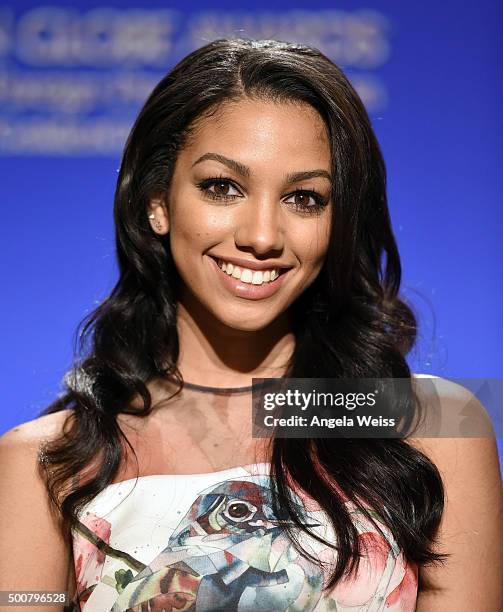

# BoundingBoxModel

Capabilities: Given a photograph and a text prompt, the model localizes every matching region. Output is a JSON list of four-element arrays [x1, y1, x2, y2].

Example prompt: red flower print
[[385, 558, 418, 610], [329, 531, 391, 606], [73, 512, 112, 604]]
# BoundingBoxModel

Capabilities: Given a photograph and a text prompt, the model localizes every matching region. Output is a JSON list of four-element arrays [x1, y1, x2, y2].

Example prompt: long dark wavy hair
[[40, 38, 447, 592]]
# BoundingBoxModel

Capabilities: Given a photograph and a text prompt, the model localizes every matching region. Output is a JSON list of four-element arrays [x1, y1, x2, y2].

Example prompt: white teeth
[[240, 268, 253, 283], [217, 259, 281, 285], [252, 271, 262, 285]]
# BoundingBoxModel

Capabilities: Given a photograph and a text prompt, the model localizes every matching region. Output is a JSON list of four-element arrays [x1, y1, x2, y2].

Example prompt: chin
[[210, 305, 286, 333], [218, 316, 276, 333]]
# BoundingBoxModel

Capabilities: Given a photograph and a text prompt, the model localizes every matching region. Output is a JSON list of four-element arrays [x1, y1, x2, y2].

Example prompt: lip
[[210, 255, 293, 272], [208, 255, 292, 301]]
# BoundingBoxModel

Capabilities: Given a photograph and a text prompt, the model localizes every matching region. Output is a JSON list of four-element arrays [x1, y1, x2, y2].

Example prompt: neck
[[174, 300, 295, 388]]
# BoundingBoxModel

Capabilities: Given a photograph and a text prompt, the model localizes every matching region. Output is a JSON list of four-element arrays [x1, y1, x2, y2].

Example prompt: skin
[[148, 97, 332, 387]]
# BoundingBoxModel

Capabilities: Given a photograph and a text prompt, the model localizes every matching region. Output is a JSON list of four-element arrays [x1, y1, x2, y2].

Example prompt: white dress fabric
[[72, 463, 418, 611]]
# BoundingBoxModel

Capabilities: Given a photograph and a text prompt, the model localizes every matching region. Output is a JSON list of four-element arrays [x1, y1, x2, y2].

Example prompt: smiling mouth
[[210, 257, 289, 286]]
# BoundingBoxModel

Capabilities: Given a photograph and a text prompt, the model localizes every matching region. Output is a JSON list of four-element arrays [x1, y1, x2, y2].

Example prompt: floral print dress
[[71, 463, 417, 611]]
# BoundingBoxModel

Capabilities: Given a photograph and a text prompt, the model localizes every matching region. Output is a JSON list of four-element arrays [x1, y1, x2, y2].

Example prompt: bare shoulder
[[406, 375, 503, 610], [407, 373, 499, 499], [0, 410, 74, 521], [0, 408, 73, 450], [0, 410, 75, 598], [0, 408, 74, 502], [406, 374, 501, 489], [411, 371, 491, 407], [410, 373, 495, 439]]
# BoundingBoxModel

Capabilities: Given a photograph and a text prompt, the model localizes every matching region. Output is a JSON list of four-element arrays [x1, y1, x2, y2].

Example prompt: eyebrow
[[191, 152, 332, 184]]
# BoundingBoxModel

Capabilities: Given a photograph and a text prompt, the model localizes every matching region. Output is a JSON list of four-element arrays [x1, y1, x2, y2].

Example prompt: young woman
[[1, 38, 501, 611]]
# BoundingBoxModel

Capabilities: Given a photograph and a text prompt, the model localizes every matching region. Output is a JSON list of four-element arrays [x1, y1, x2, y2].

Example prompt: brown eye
[[293, 193, 310, 207], [228, 503, 249, 518], [213, 181, 231, 196], [285, 188, 328, 212], [223, 499, 257, 522], [196, 177, 242, 201]]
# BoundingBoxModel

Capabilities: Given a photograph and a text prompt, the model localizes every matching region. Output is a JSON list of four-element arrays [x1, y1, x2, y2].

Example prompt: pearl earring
[[148, 214, 155, 219]]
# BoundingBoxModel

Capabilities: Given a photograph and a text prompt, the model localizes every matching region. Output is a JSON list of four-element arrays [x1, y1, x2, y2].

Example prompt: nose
[[233, 195, 284, 256]]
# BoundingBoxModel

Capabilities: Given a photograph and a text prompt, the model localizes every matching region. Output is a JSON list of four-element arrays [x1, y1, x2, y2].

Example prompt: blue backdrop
[[1, 1, 501, 464]]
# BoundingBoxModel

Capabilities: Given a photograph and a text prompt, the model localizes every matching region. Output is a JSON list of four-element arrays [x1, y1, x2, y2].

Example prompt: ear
[[147, 198, 169, 235]]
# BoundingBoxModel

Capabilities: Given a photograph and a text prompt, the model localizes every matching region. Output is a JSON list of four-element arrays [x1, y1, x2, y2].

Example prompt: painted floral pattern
[[71, 464, 417, 611]]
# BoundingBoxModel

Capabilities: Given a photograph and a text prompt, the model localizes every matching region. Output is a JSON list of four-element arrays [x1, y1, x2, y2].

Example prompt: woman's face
[[149, 97, 332, 332]]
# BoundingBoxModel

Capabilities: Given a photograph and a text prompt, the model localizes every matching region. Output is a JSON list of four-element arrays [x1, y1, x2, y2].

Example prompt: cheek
[[170, 199, 234, 243], [293, 219, 331, 267], [168, 213, 208, 253]]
